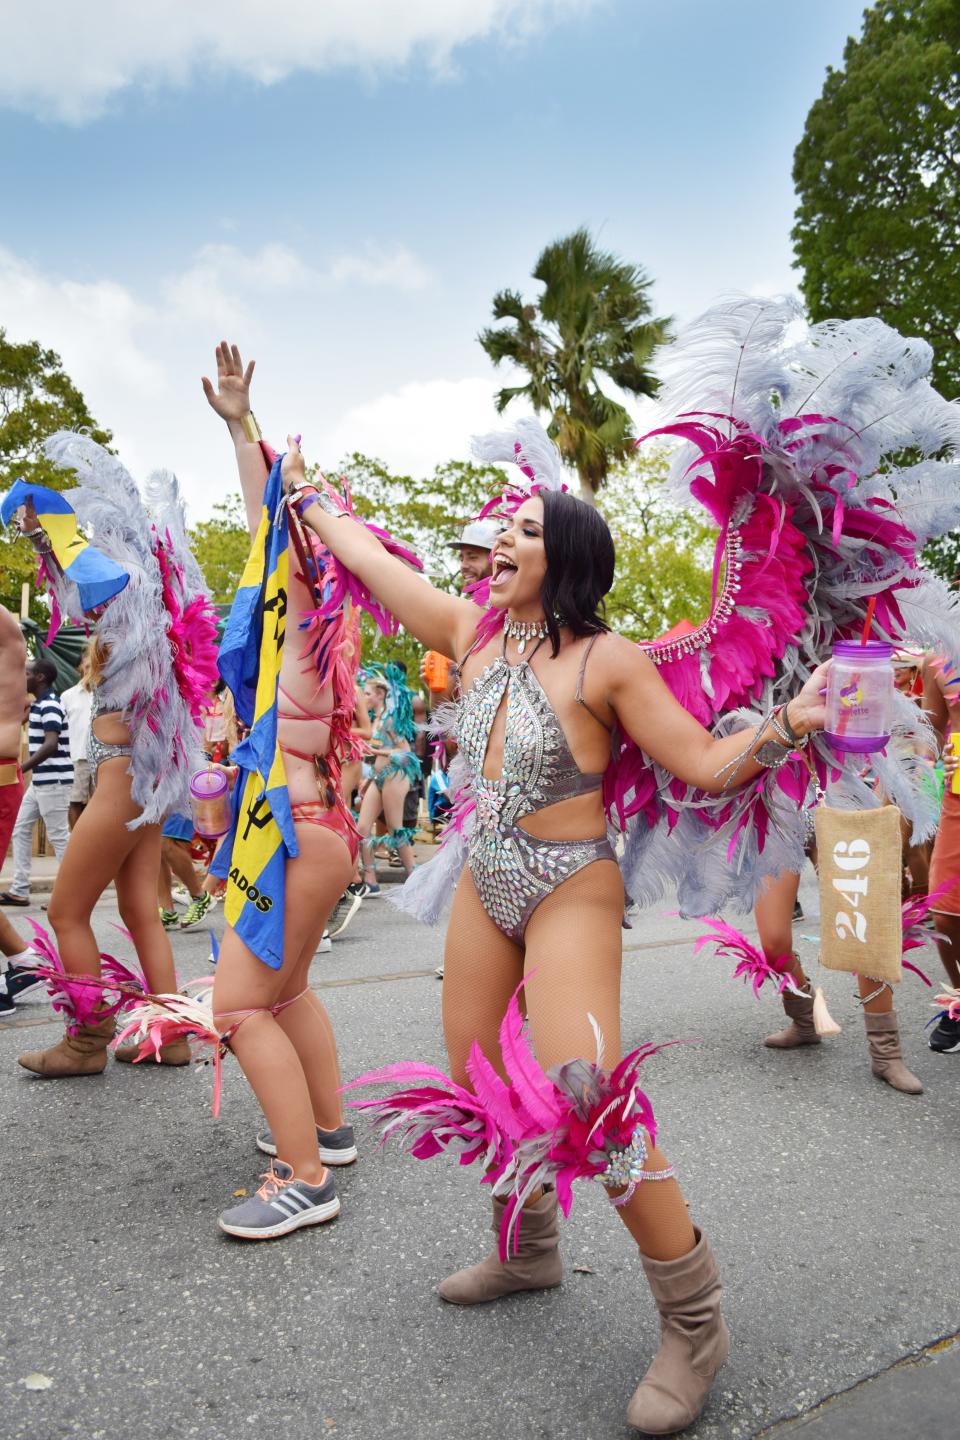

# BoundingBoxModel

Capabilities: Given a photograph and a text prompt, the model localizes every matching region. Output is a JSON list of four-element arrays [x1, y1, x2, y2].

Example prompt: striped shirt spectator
[[27, 688, 73, 786]]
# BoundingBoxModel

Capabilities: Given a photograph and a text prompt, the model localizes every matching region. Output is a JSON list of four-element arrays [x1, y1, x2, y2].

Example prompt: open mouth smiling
[[490, 554, 518, 587]]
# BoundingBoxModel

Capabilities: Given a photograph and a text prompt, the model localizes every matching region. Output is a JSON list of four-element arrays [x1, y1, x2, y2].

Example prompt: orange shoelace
[[255, 1165, 292, 1202]]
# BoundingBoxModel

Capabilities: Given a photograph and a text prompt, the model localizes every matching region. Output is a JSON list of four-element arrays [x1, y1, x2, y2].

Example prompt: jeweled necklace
[[504, 616, 549, 656]]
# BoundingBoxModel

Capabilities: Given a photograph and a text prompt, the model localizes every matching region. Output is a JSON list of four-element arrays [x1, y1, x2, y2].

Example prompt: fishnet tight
[[443, 860, 695, 1261]]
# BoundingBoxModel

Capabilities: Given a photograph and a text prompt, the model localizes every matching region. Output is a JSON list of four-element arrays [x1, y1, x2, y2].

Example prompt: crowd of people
[[2, 299, 960, 1436]]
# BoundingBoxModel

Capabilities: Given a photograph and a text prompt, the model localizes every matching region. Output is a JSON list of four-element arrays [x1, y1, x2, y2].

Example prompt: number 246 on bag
[[814, 804, 903, 985]]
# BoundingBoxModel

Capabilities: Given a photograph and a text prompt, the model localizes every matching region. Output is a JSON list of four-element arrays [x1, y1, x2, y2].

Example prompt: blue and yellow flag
[[1, 479, 129, 611], [213, 456, 296, 970]]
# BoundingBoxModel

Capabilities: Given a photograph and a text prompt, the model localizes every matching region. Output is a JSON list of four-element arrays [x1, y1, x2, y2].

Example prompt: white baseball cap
[[446, 519, 502, 551]]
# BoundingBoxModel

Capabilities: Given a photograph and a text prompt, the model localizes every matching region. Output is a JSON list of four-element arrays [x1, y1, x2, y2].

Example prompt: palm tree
[[479, 228, 670, 500]]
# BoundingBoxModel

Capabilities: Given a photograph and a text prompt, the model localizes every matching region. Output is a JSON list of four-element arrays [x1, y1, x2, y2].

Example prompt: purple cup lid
[[832, 640, 893, 661], [190, 768, 228, 798]]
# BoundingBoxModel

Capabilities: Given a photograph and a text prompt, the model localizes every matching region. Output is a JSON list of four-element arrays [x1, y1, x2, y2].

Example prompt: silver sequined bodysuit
[[88, 689, 133, 775], [456, 634, 615, 943]]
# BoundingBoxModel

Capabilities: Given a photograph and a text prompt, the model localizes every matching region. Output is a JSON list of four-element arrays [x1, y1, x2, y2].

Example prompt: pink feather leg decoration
[[18, 921, 149, 1032], [345, 984, 675, 1258], [933, 988, 960, 1022], [898, 885, 951, 985], [692, 917, 803, 997], [112, 980, 232, 1112]]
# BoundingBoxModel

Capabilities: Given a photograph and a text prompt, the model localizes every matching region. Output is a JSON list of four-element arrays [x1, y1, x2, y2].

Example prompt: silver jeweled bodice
[[456, 654, 610, 941]]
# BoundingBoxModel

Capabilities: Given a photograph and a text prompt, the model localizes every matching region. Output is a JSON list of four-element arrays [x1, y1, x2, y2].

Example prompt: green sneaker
[[159, 908, 180, 930], [179, 892, 213, 930]]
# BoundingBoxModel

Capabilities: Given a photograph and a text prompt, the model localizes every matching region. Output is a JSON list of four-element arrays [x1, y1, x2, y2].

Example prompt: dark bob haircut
[[540, 488, 615, 657]]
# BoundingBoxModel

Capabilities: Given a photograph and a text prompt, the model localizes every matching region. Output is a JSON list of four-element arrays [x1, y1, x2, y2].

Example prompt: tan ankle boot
[[18, 1016, 116, 1077], [114, 1038, 191, 1066], [764, 987, 820, 1049], [864, 1011, 923, 1094], [437, 1190, 563, 1305], [627, 1228, 729, 1435]]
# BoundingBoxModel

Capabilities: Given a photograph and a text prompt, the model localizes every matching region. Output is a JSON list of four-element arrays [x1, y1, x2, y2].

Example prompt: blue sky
[[0, 0, 868, 518]]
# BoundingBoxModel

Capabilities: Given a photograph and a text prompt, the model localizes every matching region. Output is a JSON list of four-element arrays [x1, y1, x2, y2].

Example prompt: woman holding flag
[[201, 344, 362, 1239]]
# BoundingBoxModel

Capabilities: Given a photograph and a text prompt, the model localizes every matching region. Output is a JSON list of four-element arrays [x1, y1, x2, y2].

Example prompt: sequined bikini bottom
[[468, 822, 616, 945]]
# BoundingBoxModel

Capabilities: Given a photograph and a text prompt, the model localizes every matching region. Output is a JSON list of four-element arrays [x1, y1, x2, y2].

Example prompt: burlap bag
[[814, 803, 903, 985]]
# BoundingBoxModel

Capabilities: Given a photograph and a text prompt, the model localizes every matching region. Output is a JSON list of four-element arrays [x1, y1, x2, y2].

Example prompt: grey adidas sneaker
[[218, 1161, 340, 1239], [256, 1121, 358, 1166]]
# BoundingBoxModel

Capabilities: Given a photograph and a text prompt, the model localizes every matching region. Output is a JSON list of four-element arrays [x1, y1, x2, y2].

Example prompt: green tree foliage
[[479, 228, 671, 499], [0, 330, 112, 620], [922, 531, 960, 587], [792, 0, 960, 399], [189, 493, 251, 604], [598, 448, 714, 641]]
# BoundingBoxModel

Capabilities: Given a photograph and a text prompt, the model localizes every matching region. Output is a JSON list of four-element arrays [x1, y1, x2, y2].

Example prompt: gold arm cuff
[[240, 412, 263, 444]]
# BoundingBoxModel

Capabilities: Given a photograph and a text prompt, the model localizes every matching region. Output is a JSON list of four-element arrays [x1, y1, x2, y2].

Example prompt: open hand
[[201, 342, 255, 422]]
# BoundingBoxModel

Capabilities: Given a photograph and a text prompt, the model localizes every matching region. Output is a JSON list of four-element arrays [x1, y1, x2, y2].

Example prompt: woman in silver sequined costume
[[281, 426, 831, 1436]]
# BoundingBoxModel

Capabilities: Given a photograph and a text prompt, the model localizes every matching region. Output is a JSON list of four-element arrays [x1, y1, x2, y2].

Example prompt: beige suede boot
[[627, 1229, 729, 1435], [437, 1191, 562, 1305], [764, 986, 820, 1049], [864, 1011, 923, 1094], [18, 1015, 116, 1077], [114, 1038, 191, 1066]]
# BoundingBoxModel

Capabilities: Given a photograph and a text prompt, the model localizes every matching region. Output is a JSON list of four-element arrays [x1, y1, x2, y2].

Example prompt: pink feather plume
[[692, 916, 802, 997], [18, 920, 149, 1033], [345, 983, 673, 1258]]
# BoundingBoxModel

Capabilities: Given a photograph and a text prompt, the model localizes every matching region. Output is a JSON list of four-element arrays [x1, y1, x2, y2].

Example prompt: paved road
[[1, 865, 957, 1439]]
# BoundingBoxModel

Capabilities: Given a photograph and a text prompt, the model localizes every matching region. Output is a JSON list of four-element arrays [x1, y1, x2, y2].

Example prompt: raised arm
[[201, 342, 268, 540], [281, 439, 479, 660], [600, 634, 828, 793]]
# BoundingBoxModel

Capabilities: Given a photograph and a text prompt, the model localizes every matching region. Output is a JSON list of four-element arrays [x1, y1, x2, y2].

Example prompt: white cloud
[[0, 243, 509, 523], [328, 248, 432, 293], [1, 1, 593, 123], [319, 377, 511, 477], [162, 241, 432, 329]]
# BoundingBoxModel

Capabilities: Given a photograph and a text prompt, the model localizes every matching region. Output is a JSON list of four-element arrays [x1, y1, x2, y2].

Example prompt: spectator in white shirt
[[61, 650, 94, 829]]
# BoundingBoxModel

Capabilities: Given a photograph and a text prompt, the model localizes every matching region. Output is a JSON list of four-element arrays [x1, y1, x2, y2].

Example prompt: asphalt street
[[1, 863, 957, 1440]]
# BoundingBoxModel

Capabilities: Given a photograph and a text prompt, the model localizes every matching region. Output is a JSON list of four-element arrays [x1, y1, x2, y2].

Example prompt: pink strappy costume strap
[[277, 683, 336, 725], [214, 987, 310, 1043]]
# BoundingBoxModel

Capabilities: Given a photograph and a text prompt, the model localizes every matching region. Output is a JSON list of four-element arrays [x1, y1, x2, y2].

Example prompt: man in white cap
[[446, 518, 501, 588]]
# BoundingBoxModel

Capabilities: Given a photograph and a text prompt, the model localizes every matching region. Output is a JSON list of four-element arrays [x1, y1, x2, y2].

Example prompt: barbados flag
[[213, 455, 296, 970], [1, 478, 128, 611]]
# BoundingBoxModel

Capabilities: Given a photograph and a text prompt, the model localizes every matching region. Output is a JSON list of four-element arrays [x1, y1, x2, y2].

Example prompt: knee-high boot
[[18, 1015, 116, 1077], [627, 1228, 729, 1435], [863, 1009, 923, 1094], [437, 1190, 563, 1305]]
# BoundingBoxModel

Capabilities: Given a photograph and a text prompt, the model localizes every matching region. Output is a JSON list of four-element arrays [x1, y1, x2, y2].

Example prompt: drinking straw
[[860, 595, 876, 646]]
